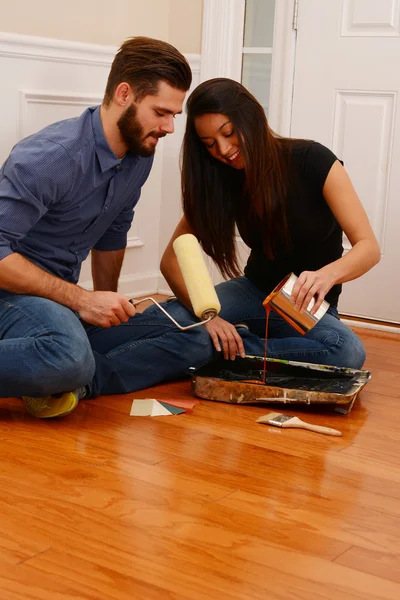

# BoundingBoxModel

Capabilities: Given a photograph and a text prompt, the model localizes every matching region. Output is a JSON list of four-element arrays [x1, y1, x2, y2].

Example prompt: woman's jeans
[[0, 277, 366, 398]]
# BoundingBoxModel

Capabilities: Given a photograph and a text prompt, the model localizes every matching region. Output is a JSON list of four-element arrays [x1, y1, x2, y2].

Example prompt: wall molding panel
[[0, 32, 200, 74], [18, 90, 104, 138], [0, 32, 118, 65], [0, 32, 200, 297]]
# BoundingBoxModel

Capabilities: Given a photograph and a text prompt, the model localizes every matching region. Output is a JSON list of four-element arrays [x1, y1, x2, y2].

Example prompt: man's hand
[[205, 315, 246, 360], [76, 290, 136, 327]]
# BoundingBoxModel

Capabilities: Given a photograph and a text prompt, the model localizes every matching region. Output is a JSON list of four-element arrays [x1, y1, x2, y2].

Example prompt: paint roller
[[172, 233, 221, 321], [131, 233, 220, 330]]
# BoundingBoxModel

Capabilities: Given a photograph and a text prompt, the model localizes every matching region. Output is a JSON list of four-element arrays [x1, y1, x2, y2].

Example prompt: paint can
[[263, 272, 329, 335]]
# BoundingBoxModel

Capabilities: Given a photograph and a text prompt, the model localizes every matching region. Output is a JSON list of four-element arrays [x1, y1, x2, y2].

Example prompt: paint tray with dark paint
[[190, 355, 371, 414]]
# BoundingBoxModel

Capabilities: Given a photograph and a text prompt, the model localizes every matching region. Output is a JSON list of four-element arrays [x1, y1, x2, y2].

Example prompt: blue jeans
[[88, 276, 365, 396], [213, 276, 366, 368], [0, 291, 212, 398], [0, 294, 95, 398], [0, 277, 366, 398], [87, 302, 213, 396]]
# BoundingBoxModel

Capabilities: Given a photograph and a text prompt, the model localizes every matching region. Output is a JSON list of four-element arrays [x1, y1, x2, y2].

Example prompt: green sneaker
[[22, 387, 86, 419]]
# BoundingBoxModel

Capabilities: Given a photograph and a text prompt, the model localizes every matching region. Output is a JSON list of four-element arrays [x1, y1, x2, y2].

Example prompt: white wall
[[0, 33, 200, 297], [0, 0, 203, 53]]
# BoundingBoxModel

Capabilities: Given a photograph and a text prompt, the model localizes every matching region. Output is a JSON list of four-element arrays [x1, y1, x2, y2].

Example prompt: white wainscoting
[[0, 32, 200, 298]]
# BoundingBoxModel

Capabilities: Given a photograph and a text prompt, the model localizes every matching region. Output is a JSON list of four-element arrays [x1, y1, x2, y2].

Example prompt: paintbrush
[[257, 412, 342, 436]]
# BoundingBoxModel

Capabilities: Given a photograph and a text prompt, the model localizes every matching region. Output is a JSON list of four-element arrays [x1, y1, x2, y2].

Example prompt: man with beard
[[0, 36, 191, 417]]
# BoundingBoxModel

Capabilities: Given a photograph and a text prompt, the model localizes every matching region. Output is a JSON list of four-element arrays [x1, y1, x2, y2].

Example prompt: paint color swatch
[[159, 402, 186, 415], [130, 399, 186, 417], [159, 398, 200, 410]]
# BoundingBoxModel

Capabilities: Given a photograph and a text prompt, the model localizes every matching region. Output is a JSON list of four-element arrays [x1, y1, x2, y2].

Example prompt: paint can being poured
[[263, 272, 329, 335]]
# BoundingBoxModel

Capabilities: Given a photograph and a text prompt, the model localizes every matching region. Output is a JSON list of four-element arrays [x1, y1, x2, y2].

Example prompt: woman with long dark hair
[[160, 78, 380, 368]]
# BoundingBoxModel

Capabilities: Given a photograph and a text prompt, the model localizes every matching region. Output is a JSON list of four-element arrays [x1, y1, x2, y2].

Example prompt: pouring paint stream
[[242, 303, 270, 385]]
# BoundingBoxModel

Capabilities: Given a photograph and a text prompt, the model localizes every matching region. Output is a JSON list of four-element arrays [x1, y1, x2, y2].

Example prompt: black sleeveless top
[[243, 141, 343, 306]]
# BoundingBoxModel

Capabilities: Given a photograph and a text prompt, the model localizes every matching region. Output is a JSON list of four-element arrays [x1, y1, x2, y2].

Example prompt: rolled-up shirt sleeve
[[0, 139, 73, 261]]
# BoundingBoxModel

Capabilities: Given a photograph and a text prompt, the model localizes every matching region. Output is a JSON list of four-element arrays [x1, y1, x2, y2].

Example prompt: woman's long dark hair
[[181, 78, 291, 279]]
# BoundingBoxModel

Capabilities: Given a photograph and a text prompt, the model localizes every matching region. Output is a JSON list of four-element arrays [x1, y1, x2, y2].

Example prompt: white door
[[291, 0, 400, 323]]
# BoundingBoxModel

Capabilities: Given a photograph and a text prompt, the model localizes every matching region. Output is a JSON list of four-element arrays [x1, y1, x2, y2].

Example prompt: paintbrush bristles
[[259, 412, 283, 421], [256, 412, 293, 426]]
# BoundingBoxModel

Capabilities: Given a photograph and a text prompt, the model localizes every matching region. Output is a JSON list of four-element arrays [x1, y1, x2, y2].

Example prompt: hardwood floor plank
[[352, 327, 400, 342], [358, 391, 400, 411], [0, 562, 182, 600], [339, 441, 400, 470], [23, 548, 282, 600], [360, 382, 400, 398], [99, 455, 241, 502], [334, 546, 400, 584], [0, 450, 349, 561], [364, 355, 400, 373], [363, 336, 400, 352], [103, 452, 400, 554], [1, 489, 399, 600], [218, 486, 400, 554], [0, 419, 172, 466], [142, 399, 353, 454], [84, 413, 400, 500], [362, 369, 400, 385], [0, 422, 117, 465], [1, 554, 187, 600], [0, 528, 50, 567], [23, 545, 400, 600]]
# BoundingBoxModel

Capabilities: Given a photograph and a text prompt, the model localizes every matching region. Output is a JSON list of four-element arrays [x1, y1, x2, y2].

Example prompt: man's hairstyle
[[104, 36, 192, 104]]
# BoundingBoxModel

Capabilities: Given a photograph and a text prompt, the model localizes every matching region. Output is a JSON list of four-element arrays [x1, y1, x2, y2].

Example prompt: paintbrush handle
[[301, 422, 342, 436], [284, 417, 342, 436]]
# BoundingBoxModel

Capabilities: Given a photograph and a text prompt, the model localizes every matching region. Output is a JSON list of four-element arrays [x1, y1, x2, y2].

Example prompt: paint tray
[[190, 355, 371, 414]]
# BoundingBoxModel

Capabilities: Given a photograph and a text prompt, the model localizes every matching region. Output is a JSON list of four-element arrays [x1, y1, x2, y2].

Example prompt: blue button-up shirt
[[0, 106, 153, 285]]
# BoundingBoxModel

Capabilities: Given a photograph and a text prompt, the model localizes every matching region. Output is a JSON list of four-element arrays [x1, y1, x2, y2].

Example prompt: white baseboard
[[157, 273, 172, 296], [157, 289, 174, 296], [342, 318, 400, 335]]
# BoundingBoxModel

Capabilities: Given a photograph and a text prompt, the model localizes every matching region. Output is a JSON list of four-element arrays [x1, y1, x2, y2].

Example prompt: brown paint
[[262, 304, 271, 384], [242, 303, 270, 385]]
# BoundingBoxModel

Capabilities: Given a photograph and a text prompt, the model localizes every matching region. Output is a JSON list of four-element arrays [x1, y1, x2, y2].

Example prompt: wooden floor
[[1, 326, 400, 599]]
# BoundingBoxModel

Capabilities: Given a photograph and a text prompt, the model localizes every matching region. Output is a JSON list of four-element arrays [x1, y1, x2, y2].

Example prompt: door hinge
[[293, 0, 299, 30]]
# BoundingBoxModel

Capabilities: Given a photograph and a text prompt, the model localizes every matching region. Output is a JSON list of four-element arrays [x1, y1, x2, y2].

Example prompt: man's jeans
[[0, 294, 95, 397], [0, 292, 212, 398], [0, 277, 366, 398]]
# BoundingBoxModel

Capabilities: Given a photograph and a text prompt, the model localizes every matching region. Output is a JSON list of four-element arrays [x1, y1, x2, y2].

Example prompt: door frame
[[200, 0, 298, 287], [200, 0, 297, 135]]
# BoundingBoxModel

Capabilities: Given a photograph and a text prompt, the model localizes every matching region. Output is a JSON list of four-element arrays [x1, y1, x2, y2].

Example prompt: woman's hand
[[205, 315, 246, 360], [291, 269, 336, 314]]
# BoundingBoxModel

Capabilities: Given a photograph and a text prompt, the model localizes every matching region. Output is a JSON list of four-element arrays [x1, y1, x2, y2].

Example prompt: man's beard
[[117, 103, 165, 157]]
